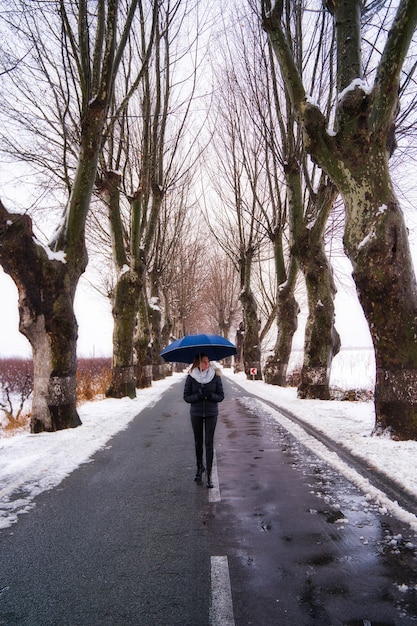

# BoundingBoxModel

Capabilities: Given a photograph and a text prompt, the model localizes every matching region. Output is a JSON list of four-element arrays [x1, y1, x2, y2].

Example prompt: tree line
[[0, 0, 417, 440]]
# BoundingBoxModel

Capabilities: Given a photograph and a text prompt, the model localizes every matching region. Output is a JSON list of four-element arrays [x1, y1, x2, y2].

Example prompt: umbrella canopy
[[160, 333, 237, 364]]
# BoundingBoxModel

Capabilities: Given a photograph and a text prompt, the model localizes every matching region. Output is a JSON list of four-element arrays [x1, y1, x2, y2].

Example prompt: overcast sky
[[0, 259, 373, 359], [0, 268, 113, 359], [1, 2, 416, 361]]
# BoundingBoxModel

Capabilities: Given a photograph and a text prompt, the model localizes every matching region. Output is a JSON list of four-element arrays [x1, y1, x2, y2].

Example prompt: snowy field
[[0, 361, 417, 534]]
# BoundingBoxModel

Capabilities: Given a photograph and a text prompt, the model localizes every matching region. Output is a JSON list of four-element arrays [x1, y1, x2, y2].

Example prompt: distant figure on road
[[183, 354, 224, 488]]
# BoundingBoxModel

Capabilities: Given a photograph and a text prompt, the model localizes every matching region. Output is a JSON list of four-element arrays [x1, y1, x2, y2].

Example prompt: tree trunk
[[234, 322, 245, 373], [292, 174, 341, 400], [263, 0, 417, 438], [264, 226, 299, 386], [161, 289, 173, 377], [318, 90, 417, 435], [0, 1, 156, 429], [344, 179, 417, 438], [263, 286, 299, 386], [106, 270, 139, 399], [240, 288, 262, 380], [0, 209, 81, 431], [296, 228, 341, 399], [219, 321, 234, 369], [149, 269, 164, 381], [99, 171, 139, 399], [134, 292, 153, 389], [0, 96, 106, 431]]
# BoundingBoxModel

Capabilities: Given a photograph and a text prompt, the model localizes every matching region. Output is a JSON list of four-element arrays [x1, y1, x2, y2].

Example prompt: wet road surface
[[1, 375, 417, 625], [211, 381, 417, 625]]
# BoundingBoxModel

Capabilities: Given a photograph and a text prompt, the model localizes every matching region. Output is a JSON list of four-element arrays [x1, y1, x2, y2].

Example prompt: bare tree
[[213, 4, 341, 394], [149, 178, 197, 377], [97, 0, 204, 396], [0, 0, 157, 431], [263, 0, 417, 438], [206, 72, 269, 379], [228, 9, 301, 386], [205, 253, 240, 339], [167, 217, 207, 338]]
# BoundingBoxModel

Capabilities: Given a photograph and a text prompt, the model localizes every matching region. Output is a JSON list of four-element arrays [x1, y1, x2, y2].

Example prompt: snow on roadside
[[0, 374, 184, 529], [1, 368, 417, 534], [224, 370, 417, 533]]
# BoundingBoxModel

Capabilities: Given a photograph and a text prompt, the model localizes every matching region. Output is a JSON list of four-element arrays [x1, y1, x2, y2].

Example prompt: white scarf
[[190, 364, 215, 384]]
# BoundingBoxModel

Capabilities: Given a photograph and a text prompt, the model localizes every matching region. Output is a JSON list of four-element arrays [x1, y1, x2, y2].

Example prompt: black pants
[[191, 415, 217, 475]]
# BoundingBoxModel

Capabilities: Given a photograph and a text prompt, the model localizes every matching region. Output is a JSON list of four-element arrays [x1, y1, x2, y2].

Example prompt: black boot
[[194, 464, 205, 482], [206, 473, 213, 489]]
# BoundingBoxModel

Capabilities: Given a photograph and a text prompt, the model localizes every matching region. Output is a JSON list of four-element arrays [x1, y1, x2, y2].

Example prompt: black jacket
[[183, 372, 224, 418]]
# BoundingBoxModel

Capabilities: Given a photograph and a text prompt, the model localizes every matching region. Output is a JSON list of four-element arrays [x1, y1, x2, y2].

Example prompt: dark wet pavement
[[210, 382, 417, 625], [0, 375, 417, 625]]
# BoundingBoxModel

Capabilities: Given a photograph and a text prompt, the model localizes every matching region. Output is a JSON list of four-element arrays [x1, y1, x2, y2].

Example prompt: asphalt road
[[1, 375, 417, 625]]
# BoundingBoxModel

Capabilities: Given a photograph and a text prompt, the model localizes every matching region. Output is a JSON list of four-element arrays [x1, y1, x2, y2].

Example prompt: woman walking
[[183, 354, 224, 488]]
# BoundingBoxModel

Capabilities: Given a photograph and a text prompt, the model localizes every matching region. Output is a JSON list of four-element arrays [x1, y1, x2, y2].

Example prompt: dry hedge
[[0, 357, 112, 434]]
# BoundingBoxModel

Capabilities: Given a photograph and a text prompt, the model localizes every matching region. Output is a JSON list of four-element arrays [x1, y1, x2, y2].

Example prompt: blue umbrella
[[160, 333, 237, 364]]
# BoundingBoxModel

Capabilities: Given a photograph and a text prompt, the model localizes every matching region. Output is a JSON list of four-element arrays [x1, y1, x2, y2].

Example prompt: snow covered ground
[[1, 368, 417, 534]]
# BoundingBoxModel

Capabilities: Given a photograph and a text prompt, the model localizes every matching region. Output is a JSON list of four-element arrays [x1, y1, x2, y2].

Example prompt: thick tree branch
[[333, 0, 361, 92], [262, 2, 305, 113], [262, 1, 337, 172], [370, 0, 417, 137]]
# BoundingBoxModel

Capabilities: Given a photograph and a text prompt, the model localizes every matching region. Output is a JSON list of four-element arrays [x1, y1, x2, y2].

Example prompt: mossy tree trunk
[[161, 289, 173, 352], [292, 176, 341, 399], [107, 270, 140, 399], [263, 285, 299, 386], [264, 0, 417, 438], [240, 289, 262, 380], [296, 228, 341, 399], [103, 184, 162, 396], [239, 251, 262, 380], [149, 266, 164, 381], [98, 171, 139, 399], [134, 291, 153, 389], [0, 208, 82, 432], [343, 164, 417, 437], [0, 2, 149, 431], [263, 237, 299, 386], [263, 8, 340, 397], [99, 3, 195, 394], [0, 89, 108, 431]]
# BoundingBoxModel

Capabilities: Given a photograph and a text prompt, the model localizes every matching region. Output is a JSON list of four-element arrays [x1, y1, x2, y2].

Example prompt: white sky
[[0, 267, 114, 358], [0, 256, 373, 359], [1, 369, 416, 545]]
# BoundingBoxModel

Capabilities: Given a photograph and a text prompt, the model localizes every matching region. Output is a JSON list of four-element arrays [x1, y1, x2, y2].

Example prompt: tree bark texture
[[106, 270, 140, 399], [344, 177, 417, 438], [264, 0, 417, 438], [263, 287, 299, 386], [263, 211, 300, 386], [134, 292, 153, 389], [234, 322, 245, 373], [240, 288, 262, 380], [296, 228, 341, 399], [149, 269, 164, 381], [291, 174, 341, 400], [0, 208, 81, 431], [0, 0, 141, 430], [99, 171, 139, 399], [0, 97, 106, 431]]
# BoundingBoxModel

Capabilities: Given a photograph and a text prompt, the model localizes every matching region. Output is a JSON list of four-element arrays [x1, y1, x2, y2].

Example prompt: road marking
[[209, 450, 221, 502], [210, 555, 235, 626]]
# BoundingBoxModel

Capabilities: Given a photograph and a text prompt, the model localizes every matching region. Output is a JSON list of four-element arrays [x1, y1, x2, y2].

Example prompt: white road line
[[210, 555, 235, 626], [208, 449, 221, 502]]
